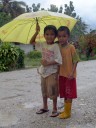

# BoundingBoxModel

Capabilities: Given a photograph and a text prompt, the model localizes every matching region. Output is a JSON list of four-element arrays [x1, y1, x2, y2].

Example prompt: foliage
[[48, 4, 58, 12], [79, 33, 96, 49], [64, 1, 76, 17], [78, 35, 87, 50], [25, 50, 41, 68], [27, 51, 42, 59], [0, 0, 26, 18], [71, 16, 88, 41], [78, 33, 96, 60], [32, 3, 40, 12], [24, 57, 41, 68], [85, 34, 96, 48], [64, 1, 88, 41], [0, 43, 19, 71], [26, 5, 32, 12], [93, 48, 96, 54], [0, 43, 25, 71], [16, 47, 25, 69], [58, 6, 63, 13], [0, 12, 12, 27]]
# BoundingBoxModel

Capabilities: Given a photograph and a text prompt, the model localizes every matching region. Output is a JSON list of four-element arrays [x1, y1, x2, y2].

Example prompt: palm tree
[[0, 0, 27, 18]]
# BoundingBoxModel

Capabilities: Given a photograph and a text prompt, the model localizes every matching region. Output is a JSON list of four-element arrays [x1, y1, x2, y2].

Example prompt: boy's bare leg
[[53, 98, 57, 112], [50, 98, 59, 117], [43, 96, 48, 110], [36, 96, 48, 114]]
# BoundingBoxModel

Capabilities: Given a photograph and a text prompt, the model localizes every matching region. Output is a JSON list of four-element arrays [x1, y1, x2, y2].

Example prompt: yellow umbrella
[[0, 10, 77, 44]]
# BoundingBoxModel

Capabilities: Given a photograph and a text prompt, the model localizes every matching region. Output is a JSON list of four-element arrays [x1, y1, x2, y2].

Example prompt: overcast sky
[[17, 0, 96, 29]]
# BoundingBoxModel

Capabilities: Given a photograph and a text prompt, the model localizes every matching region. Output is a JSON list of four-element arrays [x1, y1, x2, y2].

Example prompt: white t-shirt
[[35, 42, 62, 78]]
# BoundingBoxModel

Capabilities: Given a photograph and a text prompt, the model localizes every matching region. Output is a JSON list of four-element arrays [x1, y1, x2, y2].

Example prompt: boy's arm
[[30, 22, 40, 45], [41, 60, 59, 66], [30, 32, 38, 45], [72, 62, 77, 74], [68, 45, 80, 79], [68, 62, 78, 79]]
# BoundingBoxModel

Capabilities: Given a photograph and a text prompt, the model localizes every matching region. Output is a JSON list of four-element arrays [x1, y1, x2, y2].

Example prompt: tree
[[26, 5, 32, 12], [0, 0, 27, 18], [32, 3, 40, 12], [58, 6, 63, 13], [71, 16, 88, 41], [48, 4, 58, 12], [64, 1, 76, 17], [0, 12, 12, 27], [64, 1, 88, 41]]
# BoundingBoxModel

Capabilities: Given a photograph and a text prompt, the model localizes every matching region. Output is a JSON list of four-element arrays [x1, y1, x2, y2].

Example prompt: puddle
[[22, 102, 41, 109], [0, 112, 18, 127]]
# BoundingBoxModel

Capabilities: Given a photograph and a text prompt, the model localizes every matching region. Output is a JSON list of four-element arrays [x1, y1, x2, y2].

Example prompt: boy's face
[[57, 31, 69, 45], [44, 30, 56, 44]]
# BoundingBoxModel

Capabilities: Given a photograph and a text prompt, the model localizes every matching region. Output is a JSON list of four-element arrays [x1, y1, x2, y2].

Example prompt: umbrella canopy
[[0, 10, 77, 44]]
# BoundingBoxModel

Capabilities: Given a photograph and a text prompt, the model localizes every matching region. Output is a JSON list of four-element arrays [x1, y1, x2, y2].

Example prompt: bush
[[0, 43, 19, 71], [0, 43, 25, 71], [27, 51, 42, 59], [16, 48, 25, 69], [93, 48, 96, 54]]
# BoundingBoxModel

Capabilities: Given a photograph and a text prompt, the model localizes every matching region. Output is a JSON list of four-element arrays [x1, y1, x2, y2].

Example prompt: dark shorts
[[59, 76, 77, 99]]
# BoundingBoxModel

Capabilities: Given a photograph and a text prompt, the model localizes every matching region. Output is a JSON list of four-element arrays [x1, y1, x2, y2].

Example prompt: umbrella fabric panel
[[0, 10, 77, 44]]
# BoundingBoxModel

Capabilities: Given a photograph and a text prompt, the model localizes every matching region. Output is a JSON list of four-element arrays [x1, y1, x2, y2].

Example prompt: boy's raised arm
[[30, 22, 40, 45]]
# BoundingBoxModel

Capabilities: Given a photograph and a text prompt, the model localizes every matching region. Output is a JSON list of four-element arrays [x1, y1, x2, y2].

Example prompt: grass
[[24, 56, 41, 68], [88, 55, 96, 60]]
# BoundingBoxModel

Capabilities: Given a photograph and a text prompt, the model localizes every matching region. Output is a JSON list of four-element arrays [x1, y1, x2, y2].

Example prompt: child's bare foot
[[50, 111, 59, 117], [36, 108, 49, 114]]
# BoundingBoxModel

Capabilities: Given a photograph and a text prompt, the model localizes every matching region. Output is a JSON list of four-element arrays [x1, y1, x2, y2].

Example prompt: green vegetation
[[24, 57, 41, 68], [0, 43, 25, 71], [0, 12, 12, 27], [0, 43, 41, 72], [24, 51, 41, 68], [0, 42, 96, 72], [16, 48, 25, 69], [27, 51, 42, 59]]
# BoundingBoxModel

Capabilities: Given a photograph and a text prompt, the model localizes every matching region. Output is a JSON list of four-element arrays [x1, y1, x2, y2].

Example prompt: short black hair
[[44, 25, 57, 37], [58, 26, 70, 36]]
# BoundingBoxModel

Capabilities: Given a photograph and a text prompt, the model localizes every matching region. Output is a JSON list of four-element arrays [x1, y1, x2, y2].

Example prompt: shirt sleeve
[[54, 44, 62, 65], [35, 42, 43, 52], [71, 45, 80, 63]]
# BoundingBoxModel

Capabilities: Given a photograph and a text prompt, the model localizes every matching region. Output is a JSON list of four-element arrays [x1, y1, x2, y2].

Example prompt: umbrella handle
[[36, 17, 38, 24]]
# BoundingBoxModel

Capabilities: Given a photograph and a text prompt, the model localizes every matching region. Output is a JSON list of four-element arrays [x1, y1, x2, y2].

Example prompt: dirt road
[[0, 60, 96, 128]]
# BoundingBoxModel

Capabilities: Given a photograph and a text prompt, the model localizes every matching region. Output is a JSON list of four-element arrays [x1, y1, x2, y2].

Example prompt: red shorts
[[59, 76, 77, 99]]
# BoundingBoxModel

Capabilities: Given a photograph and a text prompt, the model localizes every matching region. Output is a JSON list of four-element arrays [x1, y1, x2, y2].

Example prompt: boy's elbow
[[30, 40, 35, 45]]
